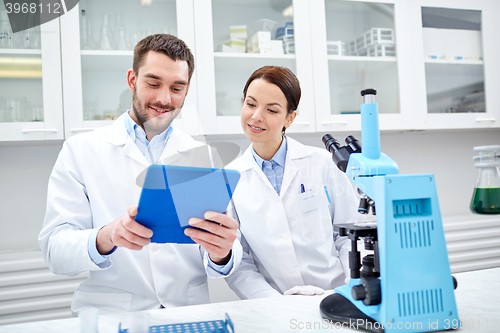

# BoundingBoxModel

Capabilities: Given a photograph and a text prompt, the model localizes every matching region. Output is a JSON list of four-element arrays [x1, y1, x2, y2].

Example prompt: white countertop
[[0, 267, 498, 333]]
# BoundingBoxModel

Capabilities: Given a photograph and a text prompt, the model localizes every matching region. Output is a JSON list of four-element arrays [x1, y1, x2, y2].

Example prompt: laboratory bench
[[0, 267, 498, 333]]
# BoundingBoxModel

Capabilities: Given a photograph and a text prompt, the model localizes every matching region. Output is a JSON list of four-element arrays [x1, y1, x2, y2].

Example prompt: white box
[[220, 44, 239, 53], [271, 40, 284, 55], [223, 38, 246, 53], [230, 25, 248, 40], [251, 48, 272, 54], [251, 31, 271, 52], [423, 27, 482, 60]]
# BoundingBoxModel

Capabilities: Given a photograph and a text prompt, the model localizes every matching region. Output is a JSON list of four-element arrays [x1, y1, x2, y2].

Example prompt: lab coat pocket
[[72, 290, 132, 314], [187, 282, 209, 305], [299, 190, 331, 243]]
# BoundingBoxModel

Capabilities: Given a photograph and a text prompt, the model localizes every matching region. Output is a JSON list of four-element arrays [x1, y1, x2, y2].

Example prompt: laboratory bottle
[[0, 10, 15, 49], [21, 11, 41, 49], [117, 28, 128, 50], [470, 145, 500, 214], [97, 14, 114, 50], [22, 26, 41, 49], [80, 9, 95, 50]]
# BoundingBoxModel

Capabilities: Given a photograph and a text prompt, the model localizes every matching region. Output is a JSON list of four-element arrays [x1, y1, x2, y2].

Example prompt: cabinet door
[[194, 0, 316, 135], [313, 0, 415, 134], [60, 0, 199, 138], [0, 5, 63, 141], [408, 0, 500, 130]]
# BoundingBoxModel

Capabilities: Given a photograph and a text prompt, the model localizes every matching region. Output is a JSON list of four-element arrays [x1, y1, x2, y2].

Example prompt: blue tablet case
[[135, 165, 240, 244]]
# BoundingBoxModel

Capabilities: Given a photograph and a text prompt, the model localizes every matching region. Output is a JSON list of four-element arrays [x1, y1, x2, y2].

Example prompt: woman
[[225, 66, 362, 299]]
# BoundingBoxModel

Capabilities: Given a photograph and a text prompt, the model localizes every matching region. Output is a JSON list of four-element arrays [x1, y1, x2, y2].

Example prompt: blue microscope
[[320, 89, 459, 332]]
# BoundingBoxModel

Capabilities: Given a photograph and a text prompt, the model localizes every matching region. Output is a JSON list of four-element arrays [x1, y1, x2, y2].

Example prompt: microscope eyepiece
[[361, 88, 376, 104], [345, 135, 361, 153], [322, 134, 341, 154], [361, 88, 377, 96]]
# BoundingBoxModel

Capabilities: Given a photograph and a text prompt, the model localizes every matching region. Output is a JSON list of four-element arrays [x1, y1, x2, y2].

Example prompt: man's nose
[[156, 88, 172, 107]]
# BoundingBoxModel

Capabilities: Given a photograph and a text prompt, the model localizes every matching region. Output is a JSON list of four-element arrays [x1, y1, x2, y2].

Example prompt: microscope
[[320, 89, 458, 332]]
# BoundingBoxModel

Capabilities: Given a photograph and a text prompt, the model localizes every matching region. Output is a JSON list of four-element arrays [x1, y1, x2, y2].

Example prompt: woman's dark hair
[[243, 66, 301, 114], [133, 34, 195, 81]]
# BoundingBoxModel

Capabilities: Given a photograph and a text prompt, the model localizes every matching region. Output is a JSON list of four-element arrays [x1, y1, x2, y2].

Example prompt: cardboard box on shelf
[[230, 25, 247, 40]]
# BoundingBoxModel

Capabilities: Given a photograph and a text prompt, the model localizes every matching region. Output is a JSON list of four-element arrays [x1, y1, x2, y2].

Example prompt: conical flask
[[97, 14, 114, 50], [470, 145, 500, 214]]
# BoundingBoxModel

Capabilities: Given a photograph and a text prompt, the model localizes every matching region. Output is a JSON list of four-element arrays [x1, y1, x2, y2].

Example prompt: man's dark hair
[[133, 34, 195, 81]]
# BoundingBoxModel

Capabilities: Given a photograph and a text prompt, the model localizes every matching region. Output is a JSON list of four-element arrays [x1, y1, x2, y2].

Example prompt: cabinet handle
[[292, 122, 309, 126], [322, 121, 347, 125], [475, 118, 496, 123], [22, 129, 58, 133], [71, 128, 96, 132]]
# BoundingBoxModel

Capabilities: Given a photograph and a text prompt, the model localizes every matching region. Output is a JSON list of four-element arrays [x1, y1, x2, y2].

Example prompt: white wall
[[1, 128, 498, 252], [1, 128, 499, 304]]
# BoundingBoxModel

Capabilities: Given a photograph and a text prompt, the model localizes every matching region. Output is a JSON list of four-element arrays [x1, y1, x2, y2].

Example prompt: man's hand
[[96, 206, 153, 254], [185, 211, 238, 265]]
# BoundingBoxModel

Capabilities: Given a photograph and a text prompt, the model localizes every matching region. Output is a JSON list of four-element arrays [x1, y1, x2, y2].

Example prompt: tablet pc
[[135, 165, 240, 244]]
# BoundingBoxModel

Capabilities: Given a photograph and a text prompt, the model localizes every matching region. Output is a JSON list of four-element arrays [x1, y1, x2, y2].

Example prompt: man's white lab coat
[[39, 113, 242, 314]]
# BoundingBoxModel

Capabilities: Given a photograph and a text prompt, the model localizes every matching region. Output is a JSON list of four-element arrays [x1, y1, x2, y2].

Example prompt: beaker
[[2, 96, 27, 122], [0, 10, 17, 49], [22, 26, 41, 49], [470, 145, 500, 214]]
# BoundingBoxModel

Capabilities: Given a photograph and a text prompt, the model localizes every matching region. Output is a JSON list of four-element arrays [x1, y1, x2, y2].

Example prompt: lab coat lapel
[[107, 113, 149, 168], [280, 137, 311, 197], [240, 145, 280, 195], [235, 145, 306, 290]]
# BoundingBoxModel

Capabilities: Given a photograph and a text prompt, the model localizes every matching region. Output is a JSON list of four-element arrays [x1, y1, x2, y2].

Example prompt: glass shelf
[[324, 0, 399, 115], [421, 7, 484, 114], [78, 0, 178, 120], [211, 0, 295, 117]]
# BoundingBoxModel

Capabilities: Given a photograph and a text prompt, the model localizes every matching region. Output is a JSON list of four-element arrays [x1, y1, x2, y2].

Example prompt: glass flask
[[116, 28, 128, 50], [97, 14, 114, 50], [0, 10, 17, 49], [22, 26, 41, 49], [80, 9, 95, 50], [470, 145, 500, 214], [2, 96, 27, 122]]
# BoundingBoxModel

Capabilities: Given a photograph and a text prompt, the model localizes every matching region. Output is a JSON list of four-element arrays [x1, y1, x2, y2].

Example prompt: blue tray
[[118, 313, 234, 333]]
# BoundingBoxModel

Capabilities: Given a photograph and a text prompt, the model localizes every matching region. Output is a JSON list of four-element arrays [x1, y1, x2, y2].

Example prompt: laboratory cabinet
[[193, 0, 317, 135], [313, 0, 500, 133], [0, 0, 499, 142], [407, 0, 500, 130], [60, 0, 202, 138], [312, 0, 409, 133], [0, 2, 64, 141]]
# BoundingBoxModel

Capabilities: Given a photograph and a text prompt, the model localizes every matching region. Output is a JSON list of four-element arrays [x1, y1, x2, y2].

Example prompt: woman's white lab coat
[[225, 136, 361, 299], [39, 114, 242, 314]]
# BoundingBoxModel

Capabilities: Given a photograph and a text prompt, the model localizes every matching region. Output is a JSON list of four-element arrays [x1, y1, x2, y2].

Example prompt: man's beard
[[132, 90, 182, 136]]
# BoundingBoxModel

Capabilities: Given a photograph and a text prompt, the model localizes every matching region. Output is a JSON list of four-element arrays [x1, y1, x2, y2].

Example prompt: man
[[39, 34, 242, 315]]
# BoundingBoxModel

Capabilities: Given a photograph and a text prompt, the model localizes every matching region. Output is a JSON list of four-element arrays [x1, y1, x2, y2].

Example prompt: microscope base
[[320, 293, 383, 333]]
